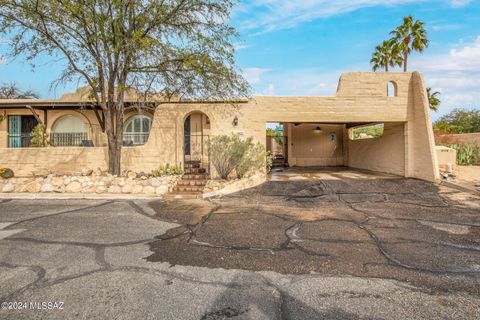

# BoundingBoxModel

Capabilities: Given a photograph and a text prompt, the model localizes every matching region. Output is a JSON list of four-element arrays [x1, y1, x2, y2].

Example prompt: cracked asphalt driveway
[[1, 169, 480, 319]]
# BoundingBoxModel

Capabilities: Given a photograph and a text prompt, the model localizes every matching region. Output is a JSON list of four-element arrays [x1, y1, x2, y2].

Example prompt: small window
[[350, 124, 384, 140], [387, 81, 397, 97], [123, 114, 152, 146]]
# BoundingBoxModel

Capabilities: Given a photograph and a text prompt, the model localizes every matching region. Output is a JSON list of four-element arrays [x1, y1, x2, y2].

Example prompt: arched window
[[387, 81, 397, 97], [51, 115, 87, 146], [123, 114, 152, 146]]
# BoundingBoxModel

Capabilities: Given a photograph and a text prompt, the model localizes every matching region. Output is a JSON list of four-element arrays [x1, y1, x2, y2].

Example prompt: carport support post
[[343, 125, 349, 166], [287, 123, 294, 166], [404, 122, 411, 177]]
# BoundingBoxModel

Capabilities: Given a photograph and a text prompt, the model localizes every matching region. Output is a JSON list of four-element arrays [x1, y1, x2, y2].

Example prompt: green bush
[[151, 164, 183, 177], [444, 143, 480, 165], [30, 123, 49, 147], [266, 151, 274, 173], [208, 134, 266, 179], [352, 124, 384, 139], [473, 145, 480, 165], [0, 168, 14, 179], [235, 142, 266, 179]]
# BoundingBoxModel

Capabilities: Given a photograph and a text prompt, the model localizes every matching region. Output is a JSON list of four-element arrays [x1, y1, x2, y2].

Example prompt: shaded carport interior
[[267, 121, 407, 178]]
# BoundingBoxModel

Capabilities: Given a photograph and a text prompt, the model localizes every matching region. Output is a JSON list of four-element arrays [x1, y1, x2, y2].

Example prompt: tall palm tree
[[427, 87, 440, 112], [390, 16, 429, 72], [370, 39, 403, 72]]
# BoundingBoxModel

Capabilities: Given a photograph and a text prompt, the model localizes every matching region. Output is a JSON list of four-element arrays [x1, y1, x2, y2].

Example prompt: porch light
[[314, 126, 322, 134], [233, 115, 238, 126]]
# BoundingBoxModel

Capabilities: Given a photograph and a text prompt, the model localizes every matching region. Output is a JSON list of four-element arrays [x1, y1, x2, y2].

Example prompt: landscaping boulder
[[2, 183, 15, 193], [25, 181, 41, 193], [143, 186, 155, 194], [81, 168, 93, 176], [65, 181, 82, 193]]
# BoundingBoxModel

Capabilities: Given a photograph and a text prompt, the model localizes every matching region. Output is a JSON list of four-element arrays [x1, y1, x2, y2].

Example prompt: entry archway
[[183, 111, 210, 173]]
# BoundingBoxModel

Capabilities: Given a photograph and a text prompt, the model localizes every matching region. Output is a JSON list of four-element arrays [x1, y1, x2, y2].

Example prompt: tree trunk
[[386, 64, 389, 72], [104, 104, 124, 176], [108, 135, 122, 176], [403, 52, 408, 72]]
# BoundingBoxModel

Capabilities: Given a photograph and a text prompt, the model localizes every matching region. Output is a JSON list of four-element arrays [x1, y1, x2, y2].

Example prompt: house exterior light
[[233, 115, 238, 126], [314, 126, 322, 134]]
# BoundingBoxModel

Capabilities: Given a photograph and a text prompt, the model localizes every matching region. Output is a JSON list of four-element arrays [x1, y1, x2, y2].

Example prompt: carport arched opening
[[183, 111, 210, 173]]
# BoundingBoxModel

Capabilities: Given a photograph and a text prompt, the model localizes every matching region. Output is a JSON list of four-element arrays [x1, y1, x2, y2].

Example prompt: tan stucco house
[[0, 72, 439, 182]]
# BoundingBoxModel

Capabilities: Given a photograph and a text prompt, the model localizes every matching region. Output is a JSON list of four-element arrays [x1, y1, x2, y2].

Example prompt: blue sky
[[1, 0, 480, 120]]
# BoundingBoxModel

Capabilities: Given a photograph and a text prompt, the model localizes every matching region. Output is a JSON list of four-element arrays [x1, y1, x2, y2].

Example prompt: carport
[[267, 121, 408, 178]]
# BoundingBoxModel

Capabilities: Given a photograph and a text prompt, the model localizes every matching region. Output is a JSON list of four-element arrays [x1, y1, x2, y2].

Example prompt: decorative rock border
[[0, 168, 181, 195]]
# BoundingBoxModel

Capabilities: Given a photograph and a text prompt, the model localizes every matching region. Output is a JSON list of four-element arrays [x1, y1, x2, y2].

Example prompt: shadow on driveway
[[147, 173, 480, 294]]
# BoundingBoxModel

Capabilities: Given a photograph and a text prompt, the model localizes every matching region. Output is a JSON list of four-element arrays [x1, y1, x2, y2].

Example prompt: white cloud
[[237, 0, 471, 33], [234, 43, 250, 51], [249, 66, 353, 97], [412, 36, 480, 116], [431, 24, 463, 31], [0, 56, 7, 65], [263, 83, 275, 95], [243, 67, 270, 84], [449, 0, 471, 8], [238, 0, 425, 32]]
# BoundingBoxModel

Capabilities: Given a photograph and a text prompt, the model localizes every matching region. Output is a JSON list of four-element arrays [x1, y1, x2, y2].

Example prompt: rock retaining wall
[[0, 168, 180, 195]]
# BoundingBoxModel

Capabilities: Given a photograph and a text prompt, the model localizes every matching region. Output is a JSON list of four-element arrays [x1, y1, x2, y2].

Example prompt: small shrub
[[0, 168, 14, 179], [458, 145, 473, 165], [235, 142, 266, 179], [444, 143, 479, 166], [266, 151, 274, 173], [473, 145, 480, 165], [151, 164, 183, 177], [208, 134, 267, 179], [30, 123, 49, 147]]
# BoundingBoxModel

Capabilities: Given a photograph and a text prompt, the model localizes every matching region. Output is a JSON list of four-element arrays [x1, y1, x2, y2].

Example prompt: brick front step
[[173, 186, 205, 193], [184, 163, 201, 169], [163, 193, 203, 199], [177, 180, 207, 187], [168, 167, 209, 197], [184, 167, 206, 174], [182, 174, 209, 180]]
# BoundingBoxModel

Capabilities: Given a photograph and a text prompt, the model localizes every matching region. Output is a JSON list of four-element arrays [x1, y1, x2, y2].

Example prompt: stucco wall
[[288, 123, 344, 166], [405, 72, 440, 181], [0, 72, 439, 181], [0, 108, 151, 148], [347, 123, 406, 176]]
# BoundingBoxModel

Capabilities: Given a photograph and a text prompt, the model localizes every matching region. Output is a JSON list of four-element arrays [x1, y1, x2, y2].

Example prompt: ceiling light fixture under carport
[[313, 126, 323, 134]]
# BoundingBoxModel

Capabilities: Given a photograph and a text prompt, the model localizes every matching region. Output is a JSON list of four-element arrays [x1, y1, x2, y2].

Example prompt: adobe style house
[[0, 72, 439, 182]]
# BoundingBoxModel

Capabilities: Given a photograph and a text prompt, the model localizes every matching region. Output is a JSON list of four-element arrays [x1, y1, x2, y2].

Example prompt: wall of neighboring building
[[435, 133, 480, 145]]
